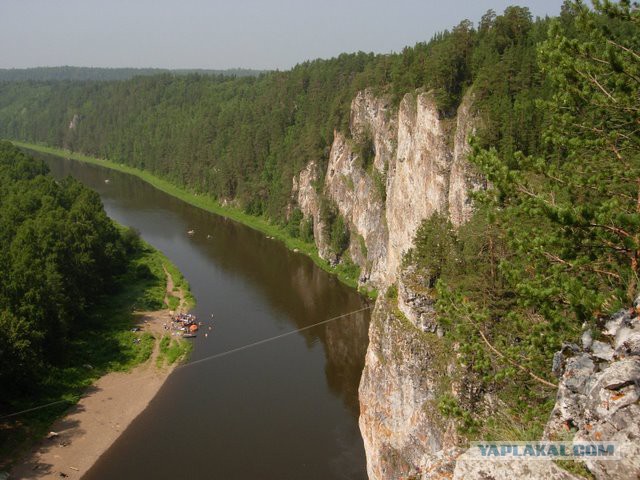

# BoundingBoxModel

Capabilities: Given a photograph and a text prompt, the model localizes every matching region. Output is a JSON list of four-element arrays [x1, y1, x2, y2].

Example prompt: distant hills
[[0, 66, 265, 82]]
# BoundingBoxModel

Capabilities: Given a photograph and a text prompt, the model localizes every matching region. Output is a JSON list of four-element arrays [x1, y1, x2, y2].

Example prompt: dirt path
[[162, 265, 186, 315], [11, 268, 186, 480]]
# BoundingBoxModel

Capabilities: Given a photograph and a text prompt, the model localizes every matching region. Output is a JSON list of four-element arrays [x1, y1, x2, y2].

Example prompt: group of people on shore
[[163, 312, 200, 336]]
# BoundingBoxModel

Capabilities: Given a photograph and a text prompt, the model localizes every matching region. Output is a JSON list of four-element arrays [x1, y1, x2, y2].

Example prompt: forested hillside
[[0, 142, 165, 404], [0, 141, 125, 389], [0, 66, 263, 82], [0, 5, 548, 222]]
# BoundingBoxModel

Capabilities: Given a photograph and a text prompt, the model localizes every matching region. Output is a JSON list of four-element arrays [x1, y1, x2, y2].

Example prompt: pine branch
[[575, 68, 618, 102], [606, 39, 640, 62], [450, 303, 557, 389], [588, 222, 632, 238]]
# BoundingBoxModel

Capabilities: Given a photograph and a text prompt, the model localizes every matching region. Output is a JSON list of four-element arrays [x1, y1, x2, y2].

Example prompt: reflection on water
[[39, 153, 371, 480]]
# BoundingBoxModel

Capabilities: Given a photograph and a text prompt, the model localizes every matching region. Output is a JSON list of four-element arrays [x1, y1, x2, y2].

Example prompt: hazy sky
[[1, 0, 564, 70]]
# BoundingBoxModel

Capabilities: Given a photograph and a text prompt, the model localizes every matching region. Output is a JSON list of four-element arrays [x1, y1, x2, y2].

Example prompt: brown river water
[[39, 152, 371, 480]]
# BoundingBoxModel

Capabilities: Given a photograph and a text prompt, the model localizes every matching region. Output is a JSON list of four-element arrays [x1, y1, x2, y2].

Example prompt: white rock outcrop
[[358, 299, 459, 480], [292, 88, 479, 290]]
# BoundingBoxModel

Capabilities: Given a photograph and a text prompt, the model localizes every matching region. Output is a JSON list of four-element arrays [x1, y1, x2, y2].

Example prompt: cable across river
[[0, 304, 373, 420]]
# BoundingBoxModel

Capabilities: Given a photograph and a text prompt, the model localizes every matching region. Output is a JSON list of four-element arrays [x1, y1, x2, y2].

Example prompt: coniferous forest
[[0, 5, 549, 220], [0, 141, 128, 391]]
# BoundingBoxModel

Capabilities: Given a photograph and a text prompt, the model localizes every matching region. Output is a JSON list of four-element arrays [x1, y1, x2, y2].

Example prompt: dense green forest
[[0, 66, 263, 82], [0, 141, 166, 403], [0, 5, 549, 223], [0, 142, 191, 462], [0, 141, 126, 390]]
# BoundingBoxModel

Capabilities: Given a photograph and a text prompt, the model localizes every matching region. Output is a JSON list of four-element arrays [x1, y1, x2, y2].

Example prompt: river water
[[39, 153, 371, 480]]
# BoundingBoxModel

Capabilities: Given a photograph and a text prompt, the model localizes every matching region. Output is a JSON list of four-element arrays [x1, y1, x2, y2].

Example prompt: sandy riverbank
[[11, 272, 190, 479]]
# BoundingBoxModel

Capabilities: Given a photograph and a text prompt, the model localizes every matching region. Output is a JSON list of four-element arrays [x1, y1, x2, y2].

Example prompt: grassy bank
[[11, 140, 376, 298], [163, 259, 195, 311], [0, 235, 193, 470], [157, 336, 193, 368]]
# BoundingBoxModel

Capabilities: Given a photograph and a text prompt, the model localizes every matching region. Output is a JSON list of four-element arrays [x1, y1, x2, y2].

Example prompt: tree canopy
[[0, 6, 551, 226], [0, 142, 130, 397], [407, 0, 639, 436]]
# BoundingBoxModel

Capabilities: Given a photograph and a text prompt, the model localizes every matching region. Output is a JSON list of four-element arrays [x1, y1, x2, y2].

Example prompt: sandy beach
[[11, 272, 188, 479]]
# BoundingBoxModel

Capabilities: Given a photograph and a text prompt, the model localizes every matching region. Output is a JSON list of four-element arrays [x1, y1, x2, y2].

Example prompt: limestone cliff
[[358, 297, 461, 479], [292, 88, 479, 290], [383, 93, 448, 286], [448, 92, 484, 228], [294, 88, 639, 480], [293, 88, 638, 480], [290, 160, 331, 259], [290, 89, 479, 477], [542, 301, 640, 480], [290, 88, 483, 479]]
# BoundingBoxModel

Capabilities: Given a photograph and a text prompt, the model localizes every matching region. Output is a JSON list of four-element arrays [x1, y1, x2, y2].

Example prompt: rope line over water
[[1, 304, 373, 420], [183, 305, 373, 369]]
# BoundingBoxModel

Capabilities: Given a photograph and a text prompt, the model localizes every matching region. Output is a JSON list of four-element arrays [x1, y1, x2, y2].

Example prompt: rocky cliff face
[[361, 289, 640, 480], [292, 88, 479, 290], [384, 93, 450, 285], [542, 301, 640, 480], [358, 297, 460, 480], [292, 88, 482, 479], [294, 88, 638, 480], [448, 93, 484, 228], [359, 266, 480, 480], [294, 88, 639, 480], [290, 160, 331, 259]]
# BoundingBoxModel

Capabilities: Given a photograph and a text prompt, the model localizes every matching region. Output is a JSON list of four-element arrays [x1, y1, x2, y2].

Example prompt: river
[[38, 152, 371, 480]]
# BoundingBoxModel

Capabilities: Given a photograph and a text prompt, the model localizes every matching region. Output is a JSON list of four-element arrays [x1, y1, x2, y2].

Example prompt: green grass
[[166, 294, 180, 310], [161, 254, 195, 310], [157, 335, 193, 368], [0, 235, 194, 470], [12, 140, 376, 299], [554, 460, 596, 479]]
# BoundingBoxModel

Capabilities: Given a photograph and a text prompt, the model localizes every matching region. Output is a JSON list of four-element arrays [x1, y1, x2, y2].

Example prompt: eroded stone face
[[296, 88, 639, 480], [448, 92, 484, 228], [452, 451, 584, 480], [397, 265, 437, 333], [297, 88, 640, 480], [385, 93, 451, 287], [292, 88, 480, 291], [292, 89, 482, 480], [324, 130, 389, 283], [358, 299, 458, 480], [544, 308, 640, 480]]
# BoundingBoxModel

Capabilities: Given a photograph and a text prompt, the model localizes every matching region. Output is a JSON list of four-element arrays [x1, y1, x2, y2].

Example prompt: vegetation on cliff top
[[409, 0, 639, 439]]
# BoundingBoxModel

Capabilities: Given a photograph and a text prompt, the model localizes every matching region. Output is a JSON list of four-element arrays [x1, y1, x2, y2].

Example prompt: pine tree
[[474, 0, 639, 325]]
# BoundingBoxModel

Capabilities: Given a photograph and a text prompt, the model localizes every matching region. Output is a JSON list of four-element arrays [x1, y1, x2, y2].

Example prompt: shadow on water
[[39, 153, 371, 480]]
